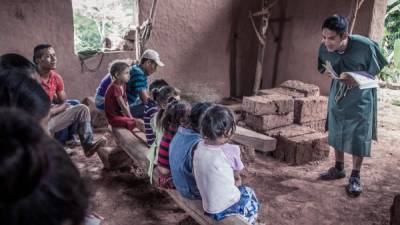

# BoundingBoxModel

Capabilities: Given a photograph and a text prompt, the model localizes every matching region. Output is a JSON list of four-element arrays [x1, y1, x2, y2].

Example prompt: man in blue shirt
[[127, 49, 164, 118]]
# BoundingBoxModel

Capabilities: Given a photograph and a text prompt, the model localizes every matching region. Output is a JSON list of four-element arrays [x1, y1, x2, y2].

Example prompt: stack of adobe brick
[[242, 80, 330, 165]]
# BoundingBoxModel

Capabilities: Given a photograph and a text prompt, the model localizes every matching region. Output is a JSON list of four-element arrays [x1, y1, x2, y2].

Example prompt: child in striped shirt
[[157, 100, 191, 189], [144, 79, 168, 146], [147, 86, 180, 183]]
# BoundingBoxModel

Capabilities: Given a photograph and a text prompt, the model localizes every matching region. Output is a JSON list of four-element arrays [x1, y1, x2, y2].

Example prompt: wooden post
[[141, 0, 159, 51], [134, 0, 159, 60], [252, 0, 272, 96], [348, 0, 365, 34], [135, 26, 141, 61], [133, 0, 141, 61]]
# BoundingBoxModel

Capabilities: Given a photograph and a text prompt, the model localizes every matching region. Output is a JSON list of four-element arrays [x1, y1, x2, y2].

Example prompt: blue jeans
[[94, 94, 105, 110], [129, 103, 144, 119]]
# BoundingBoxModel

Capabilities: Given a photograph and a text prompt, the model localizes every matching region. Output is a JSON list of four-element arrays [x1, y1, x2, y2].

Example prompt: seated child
[[147, 86, 180, 182], [95, 59, 133, 110], [157, 100, 191, 189], [169, 101, 212, 199], [193, 105, 260, 224], [104, 60, 143, 130], [144, 79, 169, 146], [94, 73, 112, 110]]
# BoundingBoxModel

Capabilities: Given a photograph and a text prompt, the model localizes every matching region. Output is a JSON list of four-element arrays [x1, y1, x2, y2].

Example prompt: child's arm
[[234, 170, 242, 187], [139, 90, 150, 104], [116, 96, 132, 118]]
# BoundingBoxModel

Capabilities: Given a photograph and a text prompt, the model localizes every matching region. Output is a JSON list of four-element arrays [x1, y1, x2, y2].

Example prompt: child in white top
[[193, 105, 260, 224]]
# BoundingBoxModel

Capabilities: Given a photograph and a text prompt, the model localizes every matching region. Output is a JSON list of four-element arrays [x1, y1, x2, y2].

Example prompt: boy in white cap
[[127, 49, 164, 118]]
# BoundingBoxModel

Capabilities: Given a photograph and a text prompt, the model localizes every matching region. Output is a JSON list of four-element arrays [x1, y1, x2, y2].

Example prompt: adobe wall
[[0, 0, 387, 100], [0, 0, 134, 99], [139, 0, 235, 101], [233, 0, 387, 96]]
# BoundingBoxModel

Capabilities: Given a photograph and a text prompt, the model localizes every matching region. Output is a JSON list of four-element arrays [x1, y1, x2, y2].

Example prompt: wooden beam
[[251, 0, 273, 95], [112, 128, 251, 225], [232, 126, 277, 152], [348, 0, 366, 34]]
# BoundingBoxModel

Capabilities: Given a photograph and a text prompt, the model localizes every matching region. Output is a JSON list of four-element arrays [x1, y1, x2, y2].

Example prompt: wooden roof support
[[135, 0, 159, 61], [250, 0, 277, 96], [348, 0, 366, 34]]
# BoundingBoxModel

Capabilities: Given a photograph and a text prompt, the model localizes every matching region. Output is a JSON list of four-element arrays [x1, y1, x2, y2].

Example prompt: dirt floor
[[71, 88, 400, 225]]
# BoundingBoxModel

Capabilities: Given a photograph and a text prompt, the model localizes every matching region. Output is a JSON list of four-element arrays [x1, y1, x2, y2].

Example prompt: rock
[[97, 146, 133, 170]]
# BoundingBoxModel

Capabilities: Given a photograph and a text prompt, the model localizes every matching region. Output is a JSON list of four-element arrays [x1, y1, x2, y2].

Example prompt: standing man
[[317, 15, 388, 197], [127, 49, 164, 118], [34, 44, 106, 157]]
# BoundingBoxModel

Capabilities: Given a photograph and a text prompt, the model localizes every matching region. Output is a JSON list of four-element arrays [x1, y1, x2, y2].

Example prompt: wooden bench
[[112, 127, 271, 225]]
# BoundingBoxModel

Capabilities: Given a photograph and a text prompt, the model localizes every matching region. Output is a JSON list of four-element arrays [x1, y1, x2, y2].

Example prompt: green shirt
[[317, 35, 388, 157]]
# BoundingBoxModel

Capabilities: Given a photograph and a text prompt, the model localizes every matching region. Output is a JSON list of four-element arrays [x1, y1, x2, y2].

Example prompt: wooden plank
[[232, 126, 276, 152], [112, 128, 250, 225], [112, 128, 149, 169], [225, 103, 242, 112]]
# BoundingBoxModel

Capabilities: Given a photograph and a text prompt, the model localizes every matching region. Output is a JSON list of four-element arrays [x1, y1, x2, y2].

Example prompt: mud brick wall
[[279, 80, 320, 97], [242, 95, 294, 116], [246, 112, 294, 131], [243, 80, 330, 165], [258, 87, 306, 98], [301, 120, 326, 133], [293, 96, 328, 124], [266, 125, 329, 165], [283, 132, 329, 165]]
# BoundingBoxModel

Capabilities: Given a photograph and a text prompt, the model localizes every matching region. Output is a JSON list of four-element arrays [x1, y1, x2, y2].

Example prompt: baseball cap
[[141, 49, 164, 67]]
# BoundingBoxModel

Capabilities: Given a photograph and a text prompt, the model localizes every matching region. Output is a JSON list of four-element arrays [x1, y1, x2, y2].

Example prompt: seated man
[[33, 44, 106, 157], [127, 49, 164, 118]]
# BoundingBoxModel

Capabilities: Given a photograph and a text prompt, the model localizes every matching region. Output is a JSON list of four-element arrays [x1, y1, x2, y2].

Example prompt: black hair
[[200, 104, 236, 141], [189, 102, 212, 132], [33, 44, 52, 65], [322, 15, 348, 36], [109, 60, 130, 79], [139, 57, 153, 65], [0, 108, 88, 225], [0, 53, 36, 75], [161, 100, 191, 131], [149, 79, 168, 93], [0, 69, 50, 121], [154, 86, 180, 128]]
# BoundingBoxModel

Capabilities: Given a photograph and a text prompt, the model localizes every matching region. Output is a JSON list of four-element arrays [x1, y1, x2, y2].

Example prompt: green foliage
[[72, 0, 135, 54], [379, 1, 400, 82], [383, 1, 400, 53], [392, 99, 400, 107], [73, 11, 102, 53], [380, 64, 400, 82]]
